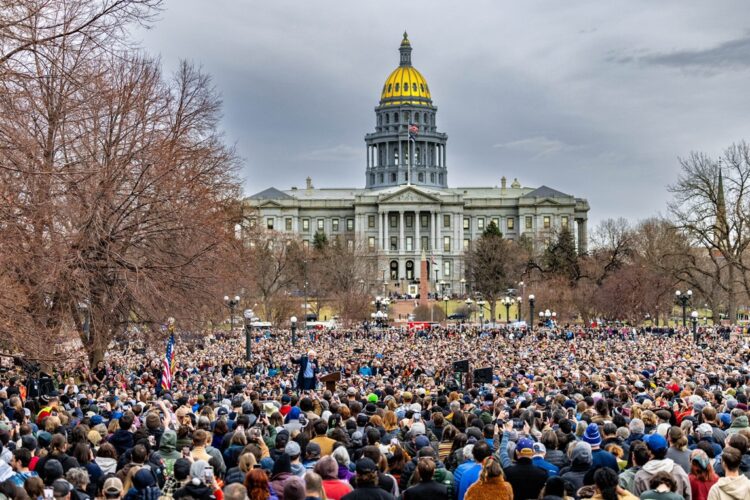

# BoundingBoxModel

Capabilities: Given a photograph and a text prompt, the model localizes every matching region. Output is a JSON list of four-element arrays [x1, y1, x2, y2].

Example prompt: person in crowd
[[342, 458, 394, 500], [707, 446, 750, 500], [463, 456, 512, 500], [402, 457, 449, 500], [589, 467, 637, 500], [633, 434, 691, 499]]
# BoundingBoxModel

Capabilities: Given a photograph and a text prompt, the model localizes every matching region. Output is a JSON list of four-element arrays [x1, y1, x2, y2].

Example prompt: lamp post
[[691, 310, 699, 343], [465, 298, 473, 323], [544, 309, 551, 326], [443, 295, 449, 320], [518, 281, 525, 320], [477, 299, 486, 325], [551, 312, 557, 325], [675, 290, 692, 327], [528, 294, 535, 329], [516, 296, 522, 321], [460, 278, 466, 297], [439, 280, 446, 298], [290, 316, 297, 347], [242, 309, 255, 361], [503, 297, 512, 324], [224, 295, 241, 333]]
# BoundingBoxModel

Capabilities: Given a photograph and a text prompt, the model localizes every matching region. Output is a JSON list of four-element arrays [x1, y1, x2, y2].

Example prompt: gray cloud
[[298, 144, 361, 162], [642, 35, 750, 69], [492, 136, 583, 159]]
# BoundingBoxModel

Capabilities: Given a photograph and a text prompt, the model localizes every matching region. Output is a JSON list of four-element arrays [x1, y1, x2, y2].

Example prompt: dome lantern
[[399, 31, 412, 66]]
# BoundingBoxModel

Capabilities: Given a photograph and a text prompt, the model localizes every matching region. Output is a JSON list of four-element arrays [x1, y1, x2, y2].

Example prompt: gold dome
[[379, 32, 432, 107]]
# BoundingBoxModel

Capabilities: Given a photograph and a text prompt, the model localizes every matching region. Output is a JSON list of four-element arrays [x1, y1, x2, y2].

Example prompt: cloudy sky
[[139, 1, 750, 224]]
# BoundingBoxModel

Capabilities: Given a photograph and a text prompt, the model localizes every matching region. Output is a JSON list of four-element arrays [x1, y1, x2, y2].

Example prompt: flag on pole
[[408, 123, 419, 140], [161, 318, 176, 391]]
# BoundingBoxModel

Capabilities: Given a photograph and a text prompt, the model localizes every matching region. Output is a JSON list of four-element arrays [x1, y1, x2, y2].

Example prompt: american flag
[[160, 333, 175, 391], [408, 123, 419, 140]]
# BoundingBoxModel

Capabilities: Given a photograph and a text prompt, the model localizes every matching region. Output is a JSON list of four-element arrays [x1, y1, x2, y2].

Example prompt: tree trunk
[[727, 263, 737, 323]]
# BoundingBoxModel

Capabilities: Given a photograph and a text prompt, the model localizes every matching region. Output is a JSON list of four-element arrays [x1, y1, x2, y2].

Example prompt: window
[[412, 83, 417, 92], [418, 173, 424, 182], [347, 219, 354, 231], [443, 214, 451, 228], [406, 237, 413, 251], [395, 83, 400, 92], [387, 84, 392, 92], [463, 239, 470, 251], [368, 237, 376, 250], [525, 216, 532, 230], [394, 112, 399, 123], [390, 173, 397, 182], [394, 151, 399, 166], [266, 218, 274, 230], [368, 215, 375, 228], [507, 217, 514, 231], [405, 214, 413, 228], [406, 261, 414, 280], [379, 173, 384, 183], [390, 236, 398, 251], [443, 236, 451, 252], [430, 173, 435, 183], [421, 214, 428, 227], [390, 214, 397, 228], [463, 217, 470, 231], [332, 218, 339, 232], [421, 236, 429, 250], [285, 218, 292, 231], [543, 216, 551, 229], [302, 218, 310, 231], [443, 261, 451, 277], [561, 216, 569, 229], [492, 217, 500, 229], [477, 218, 485, 231], [390, 260, 399, 280], [317, 219, 324, 231]]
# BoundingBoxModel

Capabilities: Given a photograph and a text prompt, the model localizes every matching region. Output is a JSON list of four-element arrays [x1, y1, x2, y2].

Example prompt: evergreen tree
[[483, 220, 503, 238], [542, 228, 579, 281], [313, 230, 328, 250]]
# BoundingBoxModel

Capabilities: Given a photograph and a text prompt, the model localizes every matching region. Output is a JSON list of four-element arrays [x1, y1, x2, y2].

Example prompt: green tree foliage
[[542, 228, 580, 282], [483, 220, 503, 237], [313, 230, 329, 250]]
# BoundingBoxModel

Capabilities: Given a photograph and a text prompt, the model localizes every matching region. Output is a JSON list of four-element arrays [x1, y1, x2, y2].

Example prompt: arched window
[[439, 173, 444, 184], [430, 173, 436, 183], [378, 115, 382, 126], [412, 83, 417, 92], [390, 260, 399, 280], [395, 83, 400, 92], [420, 83, 425, 92], [388, 84, 392, 92], [394, 150, 399, 166], [379, 173, 384, 183], [390, 172, 397, 182], [414, 113, 420, 123], [418, 173, 424, 182], [424, 113, 428, 123], [385, 114, 389, 124], [394, 112, 399, 123], [405, 260, 415, 280], [369, 174, 375, 185]]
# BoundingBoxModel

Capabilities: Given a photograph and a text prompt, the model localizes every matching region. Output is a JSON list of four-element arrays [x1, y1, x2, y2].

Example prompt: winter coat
[[726, 416, 749, 436], [463, 476, 513, 500], [95, 457, 117, 475], [545, 449, 570, 470], [109, 429, 135, 457]]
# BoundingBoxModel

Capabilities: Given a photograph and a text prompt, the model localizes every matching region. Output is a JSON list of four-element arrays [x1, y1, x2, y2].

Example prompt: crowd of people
[[0, 325, 749, 500]]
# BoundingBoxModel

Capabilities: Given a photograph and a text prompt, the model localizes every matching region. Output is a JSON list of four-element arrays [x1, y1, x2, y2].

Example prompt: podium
[[319, 372, 341, 392]]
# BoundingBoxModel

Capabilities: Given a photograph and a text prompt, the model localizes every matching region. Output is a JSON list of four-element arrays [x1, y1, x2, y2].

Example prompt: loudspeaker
[[473, 367, 493, 384], [453, 359, 469, 373]]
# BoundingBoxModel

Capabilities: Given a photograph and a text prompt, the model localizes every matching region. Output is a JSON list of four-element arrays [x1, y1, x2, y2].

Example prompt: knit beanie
[[582, 423, 602, 447]]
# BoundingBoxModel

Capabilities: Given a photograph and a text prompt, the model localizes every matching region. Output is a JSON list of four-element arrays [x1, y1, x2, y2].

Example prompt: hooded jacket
[[726, 416, 749, 436], [94, 456, 117, 475], [634, 459, 692, 499], [706, 475, 750, 500], [157, 430, 182, 462]]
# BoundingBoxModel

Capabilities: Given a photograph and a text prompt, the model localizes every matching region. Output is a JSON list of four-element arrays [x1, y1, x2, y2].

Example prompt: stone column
[[384, 212, 389, 251], [399, 210, 405, 254], [378, 212, 383, 250], [415, 211, 421, 253], [577, 218, 588, 255], [431, 211, 437, 253]]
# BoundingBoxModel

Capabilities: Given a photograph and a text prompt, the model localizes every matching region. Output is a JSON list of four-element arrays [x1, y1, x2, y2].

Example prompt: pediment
[[258, 200, 284, 208], [379, 186, 441, 204]]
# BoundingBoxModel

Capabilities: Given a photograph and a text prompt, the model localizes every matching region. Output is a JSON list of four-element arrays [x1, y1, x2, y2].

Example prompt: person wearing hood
[[633, 434, 692, 499], [285, 441, 306, 478], [155, 429, 181, 464], [95, 443, 119, 476], [619, 441, 649, 494], [561, 441, 593, 493], [707, 446, 750, 500], [725, 411, 748, 437], [270, 453, 296, 500], [173, 460, 221, 500]]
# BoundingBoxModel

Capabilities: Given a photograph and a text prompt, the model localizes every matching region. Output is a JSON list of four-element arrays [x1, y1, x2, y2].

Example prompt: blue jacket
[[532, 456, 559, 477], [456, 462, 481, 500], [591, 448, 619, 473]]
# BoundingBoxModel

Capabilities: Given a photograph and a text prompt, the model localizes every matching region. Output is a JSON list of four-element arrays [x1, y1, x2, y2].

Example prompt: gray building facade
[[245, 34, 590, 296]]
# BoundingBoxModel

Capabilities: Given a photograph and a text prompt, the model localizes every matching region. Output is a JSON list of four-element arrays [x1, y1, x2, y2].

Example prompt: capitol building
[[245, 33, 590, 296]]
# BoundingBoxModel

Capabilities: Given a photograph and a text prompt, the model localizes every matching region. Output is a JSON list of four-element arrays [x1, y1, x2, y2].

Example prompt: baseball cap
[[692, 454, 709, 470], [52, 479, 72, 499], [516, 438, 534, 458], [284, 441, 301, 458], [644, 433, 668, 453], [696, 423, 713, 436], [532, 442, 547, 455], [355, 457, 378, 474], [415, 435, 431, 450], [103, 477, 123, 497]]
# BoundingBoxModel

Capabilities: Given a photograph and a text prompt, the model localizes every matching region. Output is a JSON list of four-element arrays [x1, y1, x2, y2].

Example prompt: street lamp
[[477, 299, 486, 324], [675, 290, 692, 327], [224, 295, 241, 333], [691, 310, 699, 343], [439, 280, 446, 298], [516, 296, 522, 321], [503, 297, 512, 324], [518, 281, 525, 320], [465, 298, 473, 323], [242, 309, 255, 361], [290, 316, 298, 347], [443, 295, 449, 319], [528, 294, 536, 328], [460, 278, 466, 297], [544, 309, 551, 324]]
